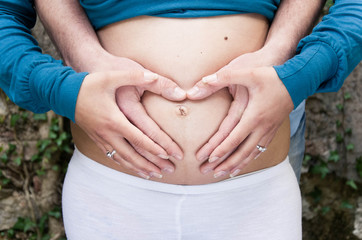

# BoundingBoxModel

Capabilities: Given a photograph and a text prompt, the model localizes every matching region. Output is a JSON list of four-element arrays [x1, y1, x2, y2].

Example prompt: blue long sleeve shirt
[[0, 0, 361, 122], [0, 0, 87, 122], [274, 0, 362, 109]]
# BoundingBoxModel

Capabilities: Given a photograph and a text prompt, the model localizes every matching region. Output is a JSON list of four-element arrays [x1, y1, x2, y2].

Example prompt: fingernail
[[202, 167, 212, 174], [144, 72, 159, 82], [209, 156, 219, 163], [220, 151, 232, 161], [174, 87, 186, 99], [137, 172, 150, 180], [214, 171, 227, 178], [188, 86, 208, 98], [187, 86, 200, 97], [172, 154, 183, 161], [198, 156, 209, 162], [150, 172, 163, 179], [254, 152, 262, 160], [112, 160, 121, 165], [158, 154, 169, 160], [162, 167, 174, 174], [229, 169, 241, 178], [202, 74, 217, 84]]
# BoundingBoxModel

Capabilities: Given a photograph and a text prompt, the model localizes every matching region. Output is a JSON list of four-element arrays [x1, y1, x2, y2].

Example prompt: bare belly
[[72, 14, 290, 184]]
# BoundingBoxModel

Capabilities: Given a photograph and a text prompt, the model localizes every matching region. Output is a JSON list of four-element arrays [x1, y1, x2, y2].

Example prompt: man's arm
[[34, 0, 106, 72], [34, 0, 186, 177], [0, 0, 185, 178], [275, 0, 362, 108], [261, 0, 326, 66], [0, 0, 87, 122]]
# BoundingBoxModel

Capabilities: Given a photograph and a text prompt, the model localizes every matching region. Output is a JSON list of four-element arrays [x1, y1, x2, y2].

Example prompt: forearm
[[35, 0, 106, 72], [0, 0, 87, 121], [262, 0, 325, 65], [274, 0, 362, 108]]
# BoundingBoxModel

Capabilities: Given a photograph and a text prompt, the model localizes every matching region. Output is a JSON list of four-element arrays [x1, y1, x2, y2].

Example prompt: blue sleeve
[[0, 0, 88, 122], [273, 0, 362, 109]]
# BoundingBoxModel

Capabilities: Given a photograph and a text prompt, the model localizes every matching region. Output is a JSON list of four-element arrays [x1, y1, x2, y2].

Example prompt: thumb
[[187, 75, 225, 100], [187, 68, 270, 100], [145, 75, 187, 101]]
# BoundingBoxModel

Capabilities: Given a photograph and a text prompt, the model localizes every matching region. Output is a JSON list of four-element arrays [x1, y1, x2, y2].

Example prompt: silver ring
[[106, 150, 116, 159], [256, 145, 267, 153]]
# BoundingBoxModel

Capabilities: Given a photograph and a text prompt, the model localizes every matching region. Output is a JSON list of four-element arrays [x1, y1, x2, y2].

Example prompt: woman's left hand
[[187, 61, 293, 178]]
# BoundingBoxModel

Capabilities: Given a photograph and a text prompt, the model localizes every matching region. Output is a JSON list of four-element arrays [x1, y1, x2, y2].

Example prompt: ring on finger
[[256, 145, 267, 153], [106, 149, 117, 159]]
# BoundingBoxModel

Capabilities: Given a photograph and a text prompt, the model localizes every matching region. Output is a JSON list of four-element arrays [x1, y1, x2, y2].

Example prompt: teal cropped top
[[80, 0, 279, 30]]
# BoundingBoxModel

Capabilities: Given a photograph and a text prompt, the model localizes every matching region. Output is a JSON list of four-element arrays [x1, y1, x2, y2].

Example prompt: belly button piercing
[[176, 105, 188, 116]]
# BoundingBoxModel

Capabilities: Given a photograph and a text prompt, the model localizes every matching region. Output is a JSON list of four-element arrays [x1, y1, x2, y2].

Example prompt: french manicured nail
[[214, 171, 227, 178], [187, 86, 200, 97], [150, 172, 163, 179], [187, 86, 208, 98], [209, 156, 219, 163], [220, 151, 232, 161], [172, 154, 183, 161], [137, 172, 150, 180], [158, 154, 169, 160], [198, 156, 209, 162], [202, 167, 212, 174], [229, 169, 241, 178], [254, 152, 262, 160], [162, 167, 174, 174], [202, 74, 217, 83], [112, 160, 121, 165], [174, 87, 186, 99], [144, 72, 159, 82]]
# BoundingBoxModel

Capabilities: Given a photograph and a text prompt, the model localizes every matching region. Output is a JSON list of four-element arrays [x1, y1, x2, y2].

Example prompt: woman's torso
[[72, 14, 290, 185]]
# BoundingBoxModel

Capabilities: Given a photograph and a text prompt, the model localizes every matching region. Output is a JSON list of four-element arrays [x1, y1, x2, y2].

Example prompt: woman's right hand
[[74, 66, 186, 179], [34, 0, 185, 179]]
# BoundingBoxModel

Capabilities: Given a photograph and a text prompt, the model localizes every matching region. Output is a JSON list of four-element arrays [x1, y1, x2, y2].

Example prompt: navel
[[175, 105, 188, 117]]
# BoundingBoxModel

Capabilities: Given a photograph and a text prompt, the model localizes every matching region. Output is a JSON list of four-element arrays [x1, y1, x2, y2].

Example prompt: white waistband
[[71, 148, 290, 195]]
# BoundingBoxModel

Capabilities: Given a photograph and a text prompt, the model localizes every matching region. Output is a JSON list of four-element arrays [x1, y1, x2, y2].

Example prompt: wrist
[[259, 41, 297, 66], [63, 45, 111, 72]]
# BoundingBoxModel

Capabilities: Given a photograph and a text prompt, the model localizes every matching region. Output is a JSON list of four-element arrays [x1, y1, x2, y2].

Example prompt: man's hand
[[187, 52, 293, 177]]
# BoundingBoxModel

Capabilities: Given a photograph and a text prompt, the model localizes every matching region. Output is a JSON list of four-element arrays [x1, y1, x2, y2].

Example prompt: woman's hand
[[75, 65, 186, 179], [35, 0, 187, 179], [187, 58, 293, 177]]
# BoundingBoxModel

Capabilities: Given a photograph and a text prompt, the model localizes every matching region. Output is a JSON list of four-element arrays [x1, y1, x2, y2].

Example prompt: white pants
[[62, 149, 302, 240]]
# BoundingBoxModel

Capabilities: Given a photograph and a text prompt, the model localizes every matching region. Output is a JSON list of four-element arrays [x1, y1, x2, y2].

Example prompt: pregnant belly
[[141, 89, 232, 183], [143, 90, 231, 158], [72, 14, 290, 184]]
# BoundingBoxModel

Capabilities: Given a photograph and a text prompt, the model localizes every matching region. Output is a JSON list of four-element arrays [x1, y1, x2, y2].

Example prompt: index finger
[[196, 94, 247, 161], [119, 94, 184, 161], [208, 107, 259, 160]]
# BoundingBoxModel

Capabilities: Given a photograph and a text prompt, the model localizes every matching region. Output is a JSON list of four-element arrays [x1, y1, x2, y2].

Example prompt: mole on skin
[[176, 105, 188, 116], [224, 36, 228, 40]]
